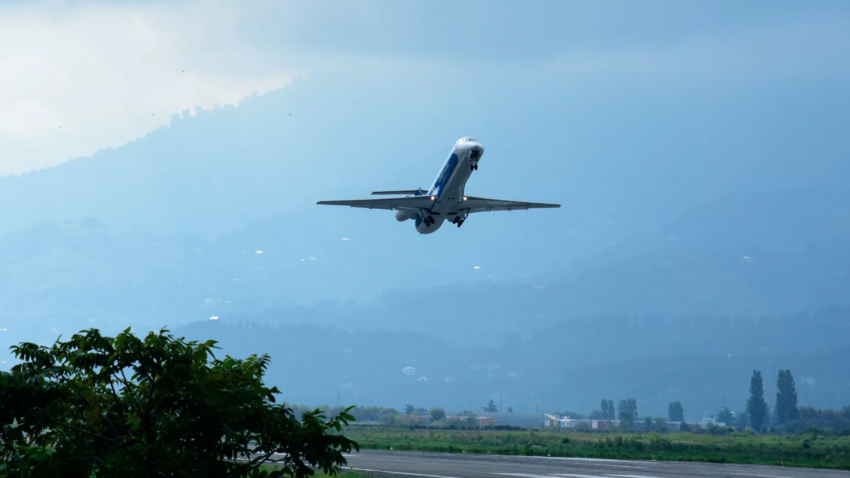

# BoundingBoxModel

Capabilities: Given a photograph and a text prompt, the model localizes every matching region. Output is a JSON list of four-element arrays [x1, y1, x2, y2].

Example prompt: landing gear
[[423, 215, 435, 226], [474, 164, 478, 170], [456, 218, 465, 228]]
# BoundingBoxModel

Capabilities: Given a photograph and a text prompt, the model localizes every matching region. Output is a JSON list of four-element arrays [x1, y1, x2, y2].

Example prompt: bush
[[0, 328, 357, 477]]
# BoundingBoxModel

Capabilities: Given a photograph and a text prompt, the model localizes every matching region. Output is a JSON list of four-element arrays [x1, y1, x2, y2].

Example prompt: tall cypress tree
[[776, 369, 800, 425], [776, 370, 788, 425], [601, 399, 609, 419], [747, 370, 768, 432], [787, 370, 799, 421], [608, 400, 615, 419]]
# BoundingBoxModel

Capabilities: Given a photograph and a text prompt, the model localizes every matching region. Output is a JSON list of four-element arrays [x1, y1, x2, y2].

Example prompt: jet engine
[[395, 210, 415, 222], [415, 214, 443, 234]]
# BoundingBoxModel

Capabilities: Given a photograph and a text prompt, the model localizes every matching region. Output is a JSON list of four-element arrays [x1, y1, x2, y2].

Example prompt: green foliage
[[717, 407, 734, 424], [483, 400, 499, 413], [0, 328, 357, 477], [343, 427, 850, 469], [668, 401, 684, 422], [775, 369, 800, 425], [618, 399, 637, 425], [748, 370, 768, 432], [430, 408, 446, 422]]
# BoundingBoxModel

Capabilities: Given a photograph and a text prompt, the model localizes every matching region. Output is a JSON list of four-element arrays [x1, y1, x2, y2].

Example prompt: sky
[[2, 1, 850, 413], [2, 0, 850, 177]]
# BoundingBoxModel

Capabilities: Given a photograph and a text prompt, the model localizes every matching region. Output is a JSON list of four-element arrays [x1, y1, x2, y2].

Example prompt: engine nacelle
[[395, 210, 415, 222], [415, 215, 444, 234]]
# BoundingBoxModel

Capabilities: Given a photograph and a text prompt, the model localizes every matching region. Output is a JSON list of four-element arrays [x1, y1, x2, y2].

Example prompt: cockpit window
[[465, 137, 477, 142]]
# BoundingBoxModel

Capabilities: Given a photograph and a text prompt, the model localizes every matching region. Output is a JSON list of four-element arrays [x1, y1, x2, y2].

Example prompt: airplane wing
[[463, 196, 560, 213], [317, 196, 436, 210]]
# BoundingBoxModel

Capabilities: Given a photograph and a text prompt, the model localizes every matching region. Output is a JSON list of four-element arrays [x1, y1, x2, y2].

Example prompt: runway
[[338, 450, 850, 478]]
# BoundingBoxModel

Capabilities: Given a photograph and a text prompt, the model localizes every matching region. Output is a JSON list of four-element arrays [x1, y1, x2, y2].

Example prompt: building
[[542, 414, 618, 430], [477, 417, 498, 427]]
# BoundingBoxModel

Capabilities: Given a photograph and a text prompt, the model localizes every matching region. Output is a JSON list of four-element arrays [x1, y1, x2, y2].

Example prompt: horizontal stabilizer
[[371, 189, 427, 196], [317, 195, 436, 210]]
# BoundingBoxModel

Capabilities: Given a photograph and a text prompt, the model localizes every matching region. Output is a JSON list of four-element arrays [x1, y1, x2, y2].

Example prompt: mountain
[[174, 307, 850, 416], [2, 186, 848, 360], [237, 189, 850, 344]]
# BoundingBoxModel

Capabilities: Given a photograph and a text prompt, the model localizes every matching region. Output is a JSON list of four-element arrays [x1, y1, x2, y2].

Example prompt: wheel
[[474, 164, 478, 170]]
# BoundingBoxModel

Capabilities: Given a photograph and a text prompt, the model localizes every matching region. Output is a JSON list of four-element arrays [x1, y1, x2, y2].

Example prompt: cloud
[[3, 1, 847, 178], [341, 238, 351, 241], [0, 1, 298, 176]]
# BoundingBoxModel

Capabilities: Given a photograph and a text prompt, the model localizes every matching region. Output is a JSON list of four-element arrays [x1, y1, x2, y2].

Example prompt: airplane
[[317, 137, 560, 234]]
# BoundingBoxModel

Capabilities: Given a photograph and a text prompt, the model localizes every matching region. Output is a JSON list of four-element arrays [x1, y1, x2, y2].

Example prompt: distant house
[[543, 415, 617, 430], [542, 413, 560, 427], [477, 417, 498, 427]]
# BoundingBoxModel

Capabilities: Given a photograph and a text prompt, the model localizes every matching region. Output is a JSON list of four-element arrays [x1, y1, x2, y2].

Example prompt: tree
[[601, 399, 609, 419], [717, 407, 734, 424], [404, 404, 416, 415], [483, 400, 499, 413], [775, 369, 800, 425], [747, 370, 768, 432], [507, 407, 514, 413], [0, 328, 357, 478], [668, 401, 684, 422], [644, 416, 654, 430], [618, 399, 637, 425], [607, 400, 615, 419], [430, 407, 446, 421]]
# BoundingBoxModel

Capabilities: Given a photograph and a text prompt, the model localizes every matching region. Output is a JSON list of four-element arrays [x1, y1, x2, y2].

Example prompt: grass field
[[343, 426, 850, 469]]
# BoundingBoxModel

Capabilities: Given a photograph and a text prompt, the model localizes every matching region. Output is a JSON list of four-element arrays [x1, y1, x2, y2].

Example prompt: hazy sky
[[1, 0, 849, 177]]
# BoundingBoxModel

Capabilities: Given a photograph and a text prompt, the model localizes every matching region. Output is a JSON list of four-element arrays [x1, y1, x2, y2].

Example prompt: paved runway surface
[[339, 450, 850, 478]]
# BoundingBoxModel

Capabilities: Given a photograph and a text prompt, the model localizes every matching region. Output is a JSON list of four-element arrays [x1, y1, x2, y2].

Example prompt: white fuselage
[[414, 137, 485, 234]]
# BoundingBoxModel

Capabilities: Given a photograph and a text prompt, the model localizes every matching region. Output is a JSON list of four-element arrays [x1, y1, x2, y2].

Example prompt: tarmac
[[335, 450, 850, 478]]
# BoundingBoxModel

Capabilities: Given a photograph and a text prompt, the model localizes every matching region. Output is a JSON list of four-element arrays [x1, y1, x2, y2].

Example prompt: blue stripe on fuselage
[[428, 153, 458, 198]]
